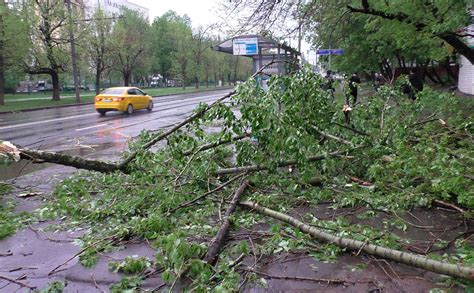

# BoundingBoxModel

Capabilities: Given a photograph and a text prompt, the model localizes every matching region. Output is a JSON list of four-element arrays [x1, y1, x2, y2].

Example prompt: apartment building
[[82, 0, 149, 20]]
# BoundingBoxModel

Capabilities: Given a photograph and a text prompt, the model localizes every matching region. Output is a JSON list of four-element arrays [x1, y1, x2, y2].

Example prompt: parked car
[[94, 87, 153, 116]]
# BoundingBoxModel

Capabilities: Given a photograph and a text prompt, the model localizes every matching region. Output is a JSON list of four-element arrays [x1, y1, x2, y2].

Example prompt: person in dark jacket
[[408, 70, 423, 100], [323, 70, 335, 100], [347, 72, 361, 105]]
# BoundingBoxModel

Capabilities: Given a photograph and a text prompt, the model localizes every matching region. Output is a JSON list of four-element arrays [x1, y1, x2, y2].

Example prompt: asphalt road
[[0, 89, 231, 180]]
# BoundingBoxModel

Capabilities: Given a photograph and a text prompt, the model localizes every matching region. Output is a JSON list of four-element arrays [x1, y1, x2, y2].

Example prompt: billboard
[[233, 38, 259, 55]]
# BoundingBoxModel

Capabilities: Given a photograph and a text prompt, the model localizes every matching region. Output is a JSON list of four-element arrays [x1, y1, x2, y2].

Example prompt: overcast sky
[[129, 0, 314, 62], [130, 0, 220, 26]]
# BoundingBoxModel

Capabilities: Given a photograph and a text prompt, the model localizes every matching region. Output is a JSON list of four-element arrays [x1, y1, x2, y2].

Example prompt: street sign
[[233, 38, 259, 55], [316, 49, 344, 55]]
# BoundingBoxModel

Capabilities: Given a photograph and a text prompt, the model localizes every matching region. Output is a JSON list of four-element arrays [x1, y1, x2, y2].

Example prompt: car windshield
[[101, 88, 124, 95]]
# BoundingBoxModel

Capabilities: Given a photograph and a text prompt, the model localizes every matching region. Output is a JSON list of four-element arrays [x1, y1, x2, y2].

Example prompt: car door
[[136, 88, 148, 109], [127, 89, 141, 109]]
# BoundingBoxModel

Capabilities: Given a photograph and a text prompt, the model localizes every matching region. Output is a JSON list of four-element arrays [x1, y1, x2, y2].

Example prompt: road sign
[[233, 38, 259, 55], [316, 49, 344, 55]]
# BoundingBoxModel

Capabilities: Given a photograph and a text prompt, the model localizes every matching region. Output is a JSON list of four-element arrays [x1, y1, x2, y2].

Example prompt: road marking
[[76, 123, 107, 131], [0, 113, 97, 131], [0, 93, 223, 132]]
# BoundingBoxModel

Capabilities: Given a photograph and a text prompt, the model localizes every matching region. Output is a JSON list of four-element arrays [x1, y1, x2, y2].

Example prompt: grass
[[0, 86, 230, 113]]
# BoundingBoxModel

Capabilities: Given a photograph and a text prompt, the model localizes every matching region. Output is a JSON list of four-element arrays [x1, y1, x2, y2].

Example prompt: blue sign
[[331, 49, 344, 55], [246, 43, 257, 55], [233, 38, 259, 55], [316, 49, 344, 55]]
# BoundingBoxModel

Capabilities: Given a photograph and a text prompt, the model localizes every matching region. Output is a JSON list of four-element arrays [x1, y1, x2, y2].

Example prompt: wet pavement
[[0, 90, 230, 180]]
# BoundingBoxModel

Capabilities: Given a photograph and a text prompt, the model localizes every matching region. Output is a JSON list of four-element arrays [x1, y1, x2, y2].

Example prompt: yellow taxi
[[95, 87, 153, 116]]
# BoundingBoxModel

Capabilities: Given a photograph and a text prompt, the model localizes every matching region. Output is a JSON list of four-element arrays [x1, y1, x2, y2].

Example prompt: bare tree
[[26, 0, 71, 101]]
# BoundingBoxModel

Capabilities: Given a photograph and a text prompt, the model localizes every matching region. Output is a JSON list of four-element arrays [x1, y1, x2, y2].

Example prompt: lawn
[[0, 86, 231, 113]]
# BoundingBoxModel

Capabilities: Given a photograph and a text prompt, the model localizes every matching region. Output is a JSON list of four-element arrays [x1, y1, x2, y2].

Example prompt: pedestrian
[[323, 70, 335, 100], [347, 72, 361, 105], [408, 70, 423, 100], [374, 73, 385, 91]]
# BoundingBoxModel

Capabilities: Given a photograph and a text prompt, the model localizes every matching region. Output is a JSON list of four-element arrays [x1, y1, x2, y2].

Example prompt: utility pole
[[65, 0, 80, 103]]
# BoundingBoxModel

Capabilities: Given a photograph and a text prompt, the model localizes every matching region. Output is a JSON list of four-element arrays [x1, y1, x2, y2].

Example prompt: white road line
[[76, 123, 107, 131], [0, 113, 97, 131], [0, 94, 222, 131]]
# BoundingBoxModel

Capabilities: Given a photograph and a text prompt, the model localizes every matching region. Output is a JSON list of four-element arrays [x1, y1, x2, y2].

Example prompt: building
[[458, 9, 474, 95], [83, 0, 149, 20]]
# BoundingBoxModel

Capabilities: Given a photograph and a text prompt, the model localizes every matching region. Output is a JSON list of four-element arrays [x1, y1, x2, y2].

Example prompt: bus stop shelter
[[213, 35, 300, 78]]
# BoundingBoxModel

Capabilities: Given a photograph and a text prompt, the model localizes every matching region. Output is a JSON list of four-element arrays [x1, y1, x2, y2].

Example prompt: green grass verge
[[0, 86, 230, 113]]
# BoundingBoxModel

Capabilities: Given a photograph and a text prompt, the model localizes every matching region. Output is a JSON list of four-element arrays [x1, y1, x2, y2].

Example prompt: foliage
[[303, 0, 471, 75], [35, 68, 473, 290], [39, 280, 66, 293], [109, 256, 151, 274], [0, 182, 30, 240], [109, 276, 143, 292], [110, 8, 150, 86]]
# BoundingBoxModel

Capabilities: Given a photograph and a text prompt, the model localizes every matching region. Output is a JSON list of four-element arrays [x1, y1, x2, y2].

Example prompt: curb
[[0, 87, 234, 115]]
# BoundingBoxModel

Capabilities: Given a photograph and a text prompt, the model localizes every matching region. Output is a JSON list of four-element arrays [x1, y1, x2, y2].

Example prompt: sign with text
[[233, 38, 259, 55], [316, 49, 344, 55]]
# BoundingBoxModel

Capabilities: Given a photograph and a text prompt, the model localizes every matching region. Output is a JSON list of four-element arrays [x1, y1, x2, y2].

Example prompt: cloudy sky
[[129, 0, 314, 62], [130, 0, 220, 26]]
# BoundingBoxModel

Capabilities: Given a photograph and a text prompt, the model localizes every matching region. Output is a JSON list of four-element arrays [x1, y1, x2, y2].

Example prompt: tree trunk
[[203, 180, 249, 265], [51, 70, 60, 101], [240, 201, 474, 280], [19, 147, 120, 173], [438, 33, 474, 65], [0, 0, 4, 106], [430, 60, 444, 85], [423, 65, 439, 84], [95, 66, 101, 95], [123, 72, 130, 86], [233, 56, 239, 84]]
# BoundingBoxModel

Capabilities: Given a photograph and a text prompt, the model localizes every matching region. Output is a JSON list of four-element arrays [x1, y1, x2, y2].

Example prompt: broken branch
[[118, 90, 237, 169], [183, 133, 251, 156], [216, 150, 353, 176], [0, 275, 36, 290], [169, 173, 246, 214], [203, 180, 249, 265], [19, 148, 120, 173], [312, 126, 354, 146], [239, 200, 474, 280]]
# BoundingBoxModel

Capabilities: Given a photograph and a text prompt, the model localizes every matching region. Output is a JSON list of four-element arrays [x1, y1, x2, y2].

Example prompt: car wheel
[[97, 110, 106, 116], [147, 101, 153, 111], [126, 104, 134, 115]]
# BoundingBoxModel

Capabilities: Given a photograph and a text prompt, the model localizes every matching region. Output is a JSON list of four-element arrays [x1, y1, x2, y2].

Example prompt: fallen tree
[[3, 68, 472, 291], [240, 200, 474, 280]]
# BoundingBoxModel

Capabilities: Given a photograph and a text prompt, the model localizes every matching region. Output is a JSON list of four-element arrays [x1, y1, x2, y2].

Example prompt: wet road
[[0, 89, 231, 179]]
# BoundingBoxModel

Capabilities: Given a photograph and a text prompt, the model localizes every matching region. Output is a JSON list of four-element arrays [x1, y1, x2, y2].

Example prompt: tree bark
[[203, 180, 249, 265], [51, 69, 60, 101], [95, 66, 101, 95], [19, 147, 120, 173], [240, 200, 474, 280], [123, 72, 130, 86]]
